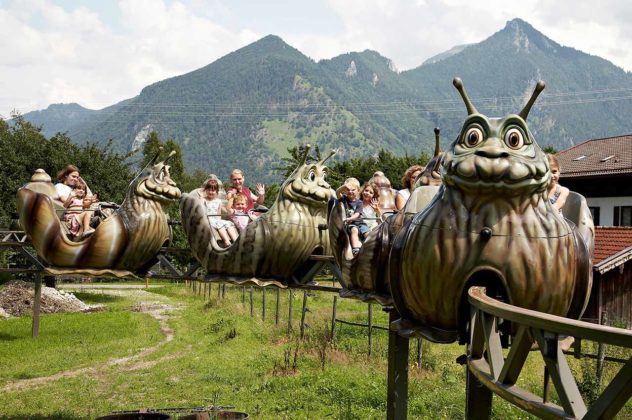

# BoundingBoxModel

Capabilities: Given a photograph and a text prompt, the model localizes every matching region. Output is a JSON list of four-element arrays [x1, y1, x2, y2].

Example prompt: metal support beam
[[465, 363, 492, 419], [386, 309, 409, 420]]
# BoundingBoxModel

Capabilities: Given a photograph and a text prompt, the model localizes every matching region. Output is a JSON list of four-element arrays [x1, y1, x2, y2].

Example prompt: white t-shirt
[[55, 183, 72, 200], [361, 205, 378, 230], [397, 188, 411, 202]]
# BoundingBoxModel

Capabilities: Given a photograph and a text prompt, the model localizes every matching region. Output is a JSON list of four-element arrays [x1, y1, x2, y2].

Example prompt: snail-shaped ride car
[[180, 147, 335, 287], [328, 129, 444, 305], [16, 151, 182, 277], [389, 79, 594, 343]]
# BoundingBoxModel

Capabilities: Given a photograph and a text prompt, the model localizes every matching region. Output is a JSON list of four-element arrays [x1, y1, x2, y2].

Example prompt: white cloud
[[2, 0, 632, 119], [0, 0, 260, 117], [316, 0, 632, 72]]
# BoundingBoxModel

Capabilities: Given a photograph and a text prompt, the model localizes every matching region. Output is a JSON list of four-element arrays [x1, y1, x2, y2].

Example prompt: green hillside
[[21, 19, 632, 182]]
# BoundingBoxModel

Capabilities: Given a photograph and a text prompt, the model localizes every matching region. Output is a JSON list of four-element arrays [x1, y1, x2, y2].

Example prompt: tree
[[328, 149, 431, 189], [0, 114, 134, 226], [276, 144, 322, 179]]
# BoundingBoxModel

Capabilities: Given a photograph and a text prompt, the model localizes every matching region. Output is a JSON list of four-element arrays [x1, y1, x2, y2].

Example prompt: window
[[613, 206, 632, 226], [600, 155, 615, 162], [589, 207, 600, 225]]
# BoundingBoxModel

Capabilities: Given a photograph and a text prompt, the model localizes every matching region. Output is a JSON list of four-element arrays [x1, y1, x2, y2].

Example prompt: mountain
[[403, 18, 632, 148], [21, 19, 632, 183], [21, 103, 97, 135], [422, 44, 471, 65]]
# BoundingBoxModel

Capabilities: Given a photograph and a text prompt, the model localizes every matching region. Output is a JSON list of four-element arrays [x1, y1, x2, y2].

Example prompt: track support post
[[386, 309, 409, 420]]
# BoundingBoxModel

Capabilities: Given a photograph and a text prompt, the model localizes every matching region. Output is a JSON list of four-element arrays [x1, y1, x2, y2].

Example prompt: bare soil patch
[[0, 280, 103, 317]]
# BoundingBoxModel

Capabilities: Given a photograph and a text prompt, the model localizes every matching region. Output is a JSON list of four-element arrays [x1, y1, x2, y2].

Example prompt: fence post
[[386, 309, 409, 419], [596, 311, 608, 388], [300, 291, 308, 339], [262, 288, 267, 321], [331, 296, 338, 342], [222, 283, 226, 299], [288, 289, 294, 334], [416, 338, 423, 367], [368, 304, 373, 356], [250, 287, 254, 317], [275, 288, 280, 325], [242, 286, 245, 304], [31, 273, 42, 338]]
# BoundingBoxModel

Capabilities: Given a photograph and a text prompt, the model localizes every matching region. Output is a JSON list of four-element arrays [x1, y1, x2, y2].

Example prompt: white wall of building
[[586, 196, 632, 225]]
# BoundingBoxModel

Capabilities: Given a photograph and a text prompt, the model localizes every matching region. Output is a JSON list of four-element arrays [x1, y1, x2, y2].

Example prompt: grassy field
[[0, 280, 629, 419]]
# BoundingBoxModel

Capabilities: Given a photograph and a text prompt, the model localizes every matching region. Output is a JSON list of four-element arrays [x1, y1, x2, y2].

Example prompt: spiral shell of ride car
[[16, 151, 181, 277]]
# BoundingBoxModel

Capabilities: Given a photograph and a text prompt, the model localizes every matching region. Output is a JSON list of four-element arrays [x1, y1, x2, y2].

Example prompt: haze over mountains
[[22, 18, 632, 182]]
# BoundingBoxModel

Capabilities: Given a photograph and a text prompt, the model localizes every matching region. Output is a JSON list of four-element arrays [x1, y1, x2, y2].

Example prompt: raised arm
[[254, 183, 265, 205]]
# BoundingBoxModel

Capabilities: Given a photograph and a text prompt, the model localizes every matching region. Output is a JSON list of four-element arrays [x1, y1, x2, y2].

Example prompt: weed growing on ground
[[0, 281, 630, 418]]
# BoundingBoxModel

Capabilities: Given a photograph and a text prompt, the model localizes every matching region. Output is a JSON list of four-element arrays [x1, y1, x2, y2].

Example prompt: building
[[582, 226, 632, 328], [556, 135, 632, 226]]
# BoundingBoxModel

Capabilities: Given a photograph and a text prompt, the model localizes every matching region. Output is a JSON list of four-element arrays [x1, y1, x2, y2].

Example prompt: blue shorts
[[347, 222, 370, 237]]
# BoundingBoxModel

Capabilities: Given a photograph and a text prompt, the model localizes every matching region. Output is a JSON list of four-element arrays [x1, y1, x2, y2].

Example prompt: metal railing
[[466, 286, 632, 419]]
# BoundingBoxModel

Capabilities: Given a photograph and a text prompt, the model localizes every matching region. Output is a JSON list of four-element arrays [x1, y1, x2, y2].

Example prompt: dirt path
[[2, 289, 184, 392]]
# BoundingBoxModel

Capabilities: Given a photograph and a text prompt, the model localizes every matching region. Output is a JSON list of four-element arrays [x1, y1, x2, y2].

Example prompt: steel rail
[[468, 287, 632, 348]]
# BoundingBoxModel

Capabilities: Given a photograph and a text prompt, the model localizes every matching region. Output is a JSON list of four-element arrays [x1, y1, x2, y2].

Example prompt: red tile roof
[[593, 226, 632, 269], [556, 135, 632, 179]]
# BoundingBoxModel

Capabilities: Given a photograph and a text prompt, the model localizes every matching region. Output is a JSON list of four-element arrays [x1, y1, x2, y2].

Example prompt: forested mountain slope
[[22, 19, 632, 182]]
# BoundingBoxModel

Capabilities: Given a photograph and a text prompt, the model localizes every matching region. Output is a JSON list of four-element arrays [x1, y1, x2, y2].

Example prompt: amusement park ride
[[3, 79, 631, 419]]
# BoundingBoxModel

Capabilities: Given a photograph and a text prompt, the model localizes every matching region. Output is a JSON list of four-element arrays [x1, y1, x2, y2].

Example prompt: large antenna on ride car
[[518, 80, 545, 120], [318, 148, 337, 165], [453, 78, 478, 115], [301, 144, 311, 165], [433, 128, 441, 158], [163, 150, 177, 164], [135, 147, 164, 178]]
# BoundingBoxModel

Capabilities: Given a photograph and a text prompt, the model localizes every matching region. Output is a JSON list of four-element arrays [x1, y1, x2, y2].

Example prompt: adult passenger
[[55, 165, 98, 208], [226, 169, 265, 212], [395, 165, 423, 210]]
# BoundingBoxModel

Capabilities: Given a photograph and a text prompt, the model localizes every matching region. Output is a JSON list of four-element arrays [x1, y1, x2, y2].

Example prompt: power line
[[7, 85, 632, 117]]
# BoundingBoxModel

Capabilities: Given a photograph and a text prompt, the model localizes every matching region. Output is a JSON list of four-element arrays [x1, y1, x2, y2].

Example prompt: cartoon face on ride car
[[389, 79, 593, 343]]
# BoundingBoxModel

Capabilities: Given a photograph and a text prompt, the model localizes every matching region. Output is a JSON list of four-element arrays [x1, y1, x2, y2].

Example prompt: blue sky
[[1, 0, 631, 117]]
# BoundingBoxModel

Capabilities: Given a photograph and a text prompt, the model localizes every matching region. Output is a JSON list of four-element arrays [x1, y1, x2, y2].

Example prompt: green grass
[[260, 119, 297, 157], [0, 281, 630, 419]]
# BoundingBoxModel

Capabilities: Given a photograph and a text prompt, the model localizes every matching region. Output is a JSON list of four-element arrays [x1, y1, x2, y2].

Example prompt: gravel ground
[[0, 280, 104, 317]]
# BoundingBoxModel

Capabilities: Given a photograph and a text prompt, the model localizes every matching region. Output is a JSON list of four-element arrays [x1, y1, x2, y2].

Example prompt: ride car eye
[[308, 170, 316, 181], [464, 127, 484, 147], [504, 128, 524, 149]]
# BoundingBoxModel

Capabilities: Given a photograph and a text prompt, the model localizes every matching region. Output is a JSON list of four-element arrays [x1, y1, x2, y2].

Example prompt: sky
[[1, 0, 632, 118]]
